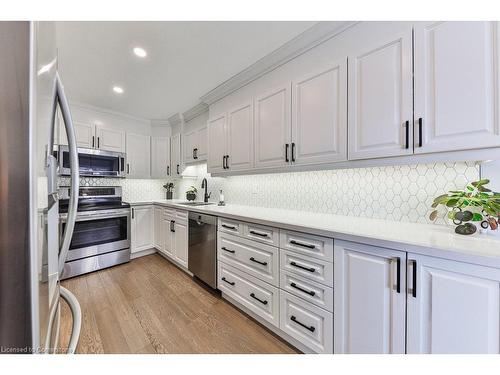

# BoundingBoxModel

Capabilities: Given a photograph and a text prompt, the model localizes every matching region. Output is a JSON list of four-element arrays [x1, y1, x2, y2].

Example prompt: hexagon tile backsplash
[[174, 162, 480, 225], [60, 161, 480, 226]]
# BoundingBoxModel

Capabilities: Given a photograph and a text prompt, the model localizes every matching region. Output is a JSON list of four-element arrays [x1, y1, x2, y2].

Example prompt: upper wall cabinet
[[254, 84, 291, 169], [151, 136, 171, 178], [207, 113, 228, 174], [184, 126, 208, 164], [414, 21, 500, 153], [126, 133, 150, 178], [59, 120, 126, 153], [171, 133, 182, 176], [227, 101, 254, 171], [292, 59, 348, 165], [348, 29, 414, 160]]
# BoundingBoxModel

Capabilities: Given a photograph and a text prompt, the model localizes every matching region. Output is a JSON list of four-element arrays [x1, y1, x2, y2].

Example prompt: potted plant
[[429, 179, 500, 235], [186, 186, 197, 201], [163, 182, 174, 200]]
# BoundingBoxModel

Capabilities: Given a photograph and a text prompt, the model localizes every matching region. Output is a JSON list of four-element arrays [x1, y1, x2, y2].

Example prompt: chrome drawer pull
[[249, 257, 267, 266], [250, 293, 268, 305], [290, 282, 315, 296], [290, 315, 315, 332], [222, 224, 236, 230], [221, 246, 235, 254], [249, 230, 268, 237], [221, 277, 235, 286], [290, 261, 315, 273], [290, 240, 315, 249]]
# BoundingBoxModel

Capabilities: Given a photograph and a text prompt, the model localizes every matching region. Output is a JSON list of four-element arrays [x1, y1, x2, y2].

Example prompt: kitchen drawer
[[163, 208, 175, 217], [281, 250, 333, 287], [280, 290, 333, 354], [242, 222, 279, 247], [280, 270, 333, 312], [280, 230, 333, 261], [218, 261, 279, 327], [218, 218, 242, 236], [218, 232, 279, 286], [175, 209, 188, 223]]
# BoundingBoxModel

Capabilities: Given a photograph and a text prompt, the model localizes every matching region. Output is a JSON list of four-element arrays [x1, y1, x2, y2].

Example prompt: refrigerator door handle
[[52, 73, 80, 275], [59, 286, 82, 354]]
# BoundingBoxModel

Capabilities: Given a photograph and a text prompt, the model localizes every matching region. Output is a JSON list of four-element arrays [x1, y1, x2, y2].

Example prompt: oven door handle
[[52, 73, 80, 276]]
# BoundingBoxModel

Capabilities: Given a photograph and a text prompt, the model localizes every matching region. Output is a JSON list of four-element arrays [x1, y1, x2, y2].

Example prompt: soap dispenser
[[218, 189, 225, 206]]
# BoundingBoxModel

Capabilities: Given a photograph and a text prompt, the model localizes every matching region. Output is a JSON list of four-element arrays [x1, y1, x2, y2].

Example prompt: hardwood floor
[[59, 253, 299, 354]]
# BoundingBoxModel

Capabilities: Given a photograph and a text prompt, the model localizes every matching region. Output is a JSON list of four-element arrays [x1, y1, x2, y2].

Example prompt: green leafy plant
[[163, 182, 174, 192], [429, 179, 500, 226], [186, 186, 197, 194]]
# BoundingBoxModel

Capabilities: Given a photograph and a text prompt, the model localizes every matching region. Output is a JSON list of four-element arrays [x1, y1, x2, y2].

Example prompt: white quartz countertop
[[128, 199, 500, 268]]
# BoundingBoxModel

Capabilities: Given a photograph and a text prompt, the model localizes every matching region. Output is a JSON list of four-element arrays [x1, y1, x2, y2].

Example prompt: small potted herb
[[186, 186, 197, 201], [163, 182, 174, 200], [429, 179, 500, 235]]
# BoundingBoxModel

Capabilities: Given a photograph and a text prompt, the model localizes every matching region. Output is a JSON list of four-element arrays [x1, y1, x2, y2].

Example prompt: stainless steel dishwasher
[[188, 212, 217, 288]]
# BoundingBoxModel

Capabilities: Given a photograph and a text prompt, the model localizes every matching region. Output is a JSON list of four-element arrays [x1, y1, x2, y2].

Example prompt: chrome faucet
[[201, 178, 211, 203]]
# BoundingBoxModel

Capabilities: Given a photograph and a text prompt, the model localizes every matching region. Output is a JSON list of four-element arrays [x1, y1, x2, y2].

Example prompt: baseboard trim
[[130, 248, 157, 259]]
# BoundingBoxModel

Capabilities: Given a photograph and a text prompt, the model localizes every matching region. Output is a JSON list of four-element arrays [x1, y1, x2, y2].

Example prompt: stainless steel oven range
[[58, 186, 131, 279]]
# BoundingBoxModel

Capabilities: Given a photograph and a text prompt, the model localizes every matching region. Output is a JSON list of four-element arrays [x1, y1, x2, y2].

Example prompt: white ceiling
[[55, 21, 317, 120]]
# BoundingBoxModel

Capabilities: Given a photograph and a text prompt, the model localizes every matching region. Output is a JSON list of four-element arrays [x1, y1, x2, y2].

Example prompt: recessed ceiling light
[[133, 47, 147, 58], [113, 86, 124, 94]]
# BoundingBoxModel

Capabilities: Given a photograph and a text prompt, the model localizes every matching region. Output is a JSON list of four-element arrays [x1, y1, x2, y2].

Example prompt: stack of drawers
[[216, 217, 334, 353]]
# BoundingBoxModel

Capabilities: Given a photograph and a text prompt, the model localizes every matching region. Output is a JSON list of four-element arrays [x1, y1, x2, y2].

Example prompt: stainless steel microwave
[[55, 145, 126, 177]]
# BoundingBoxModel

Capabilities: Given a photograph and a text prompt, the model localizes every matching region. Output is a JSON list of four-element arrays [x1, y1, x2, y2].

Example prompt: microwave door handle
[[55, 73, 80, 275], [59, 286, 82, 353]]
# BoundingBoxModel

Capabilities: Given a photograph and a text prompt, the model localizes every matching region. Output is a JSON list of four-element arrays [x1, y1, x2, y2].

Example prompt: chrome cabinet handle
[[51, 73, 79, 275]]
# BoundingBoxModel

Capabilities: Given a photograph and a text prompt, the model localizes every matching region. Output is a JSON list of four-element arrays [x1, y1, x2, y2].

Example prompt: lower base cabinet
[[131, 205, 154, 253], [152, 207, 188, 269]]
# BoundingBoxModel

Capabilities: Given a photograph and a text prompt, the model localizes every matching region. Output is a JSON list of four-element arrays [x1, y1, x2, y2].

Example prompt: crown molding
[[167, 112, 184, 127], [199, 21, 358, 105], [150, 119, 170, 127], [68, 100, 150, 124], [183, 102, 209, 122]]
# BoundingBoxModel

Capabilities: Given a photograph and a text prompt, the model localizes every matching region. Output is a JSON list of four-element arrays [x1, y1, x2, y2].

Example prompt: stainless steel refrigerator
[[0, 21, 81, 353]]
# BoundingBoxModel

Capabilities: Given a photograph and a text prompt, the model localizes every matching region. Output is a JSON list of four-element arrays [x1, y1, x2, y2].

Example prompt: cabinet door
[[407, 253, 500, 354], [292, 59, 347, 165], [254, 84, 291, 169], [334, 241, 406, 354], [153, 206, 164, 252], [131, 206, 153, 253], [163, 211, 174, 258], [196, 127, 208, 161], [174, 221, 188, 268], [151, 136, 171, 178], [126, 133, 151, 178], [207, 113, 227, 173], [59, 120, 95, 148], [414, 21, 500, 153], [348, 29, 413, 160], [183, 131, 195, 163], [170, 133, 182, 176], [95, 126, 126, 152], [227, 101, 254, 171]]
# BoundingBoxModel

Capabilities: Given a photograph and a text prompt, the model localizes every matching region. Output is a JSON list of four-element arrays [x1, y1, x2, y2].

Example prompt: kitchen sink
[[177, 202, 214, 206]]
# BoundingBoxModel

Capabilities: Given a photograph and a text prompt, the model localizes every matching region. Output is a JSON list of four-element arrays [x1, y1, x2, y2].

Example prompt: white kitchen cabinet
[[348, 29, 413, 160], [126, 133, 151, 178], [414, 21, 500, 153], [59, 120, 95, 148], [196, 126, 208, 160], [407, 253, 500, 354], [207, 113, 228, 173], [184, 127, 208, 164], [171, 133, 182, 176], [291, 59, 347, 165], [131, 205, 154, 254], [254, 84, 291, 169], [227, 101, 254, 171], [151, 136, 171, 178], [153, 206, 164, 252], [334, 240, 406, 354], [173, 220, 188, 268], [95, 126, 126, 152]]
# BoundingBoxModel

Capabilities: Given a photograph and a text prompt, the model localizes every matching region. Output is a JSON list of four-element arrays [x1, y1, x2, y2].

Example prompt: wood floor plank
[[61, 254, 299, 354]]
